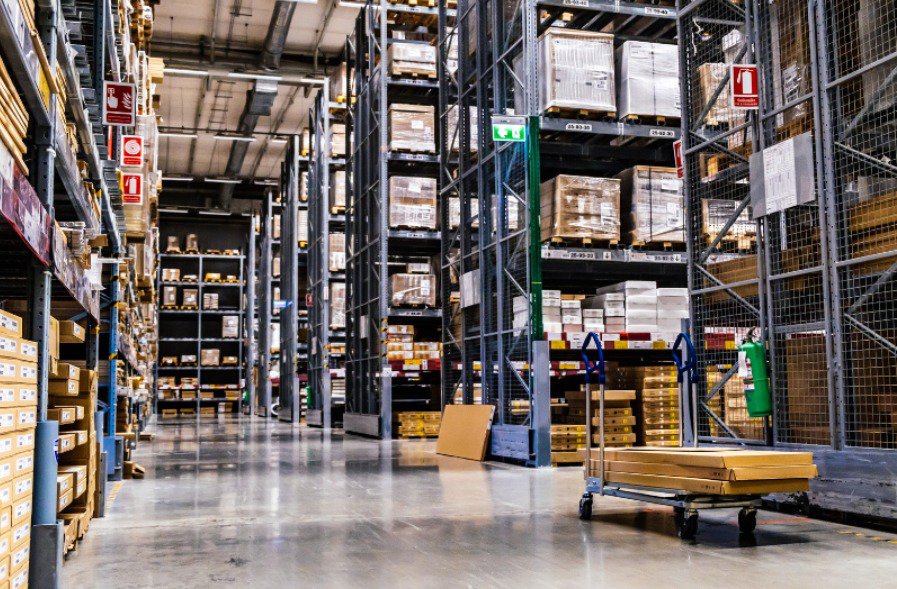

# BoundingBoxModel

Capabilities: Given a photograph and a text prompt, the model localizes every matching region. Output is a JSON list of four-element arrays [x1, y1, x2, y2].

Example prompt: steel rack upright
[[307, 79, 350, 428], [345, 0, 449, 438], [256, 190, 278, 417], [438, 0, 686, 466]]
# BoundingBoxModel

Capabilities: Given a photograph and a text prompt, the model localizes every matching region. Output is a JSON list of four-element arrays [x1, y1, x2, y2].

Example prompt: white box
[[582, 309, 604, 319], [543, 290, 562, 300], [616, 41, 681, 119], [595, 281, 657, 296], [627, 294, 658, 310], [657, 287, 688, 297], [561, 299, 582, 309]]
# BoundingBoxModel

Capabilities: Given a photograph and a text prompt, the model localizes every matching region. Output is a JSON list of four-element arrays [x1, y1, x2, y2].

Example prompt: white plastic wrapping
[[389, 176, 437, 229], [537, 29, 615, 113], [616, 41, 680, 119]]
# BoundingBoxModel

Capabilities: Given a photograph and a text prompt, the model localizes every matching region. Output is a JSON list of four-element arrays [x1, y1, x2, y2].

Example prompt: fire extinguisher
[[739, 328, 772, 417]]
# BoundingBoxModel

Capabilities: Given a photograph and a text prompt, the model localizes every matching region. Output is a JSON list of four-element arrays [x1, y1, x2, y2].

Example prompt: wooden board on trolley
[[599, 447, 814, 468], [599, 459, 818, 482], [589, 468, 812, 495]]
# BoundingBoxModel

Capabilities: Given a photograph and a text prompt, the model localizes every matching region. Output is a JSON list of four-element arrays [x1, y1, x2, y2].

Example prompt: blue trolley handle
[[672, 332, 698, 384], [580, 332, 606, 385]]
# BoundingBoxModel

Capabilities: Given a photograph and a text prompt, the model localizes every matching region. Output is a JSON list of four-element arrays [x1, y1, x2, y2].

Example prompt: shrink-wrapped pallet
[[329, 233, 345, 272], [617, 166, 684, 244], [329, 62, 349, 102], [389, 104, 435, 153], [200, 349, 220, 366], [616, 41, 680, 119], [701, 199, 754, 241], [449, 197, 479, 230], [389, 176, 437, 229], [387, 42, 437, 78], [534, 29, 615, 114], [300, 171, 308, 202], [332, 124, 348, 157], [697, 63, 739, 126], [330, 282, 346, 329], [447, 105, 478, 153], [390, 273, 437, 308], [331, 170, 346, 211], [769, 0, 812, 130], [222, 315, 240, 339], [298, 209, 308, 244], [540, 175, 621, 242]]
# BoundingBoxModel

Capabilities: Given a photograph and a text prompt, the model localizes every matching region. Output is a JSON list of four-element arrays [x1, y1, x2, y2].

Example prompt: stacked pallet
[[48, 358, 99, 557], [0, 53, 30, 174], [590, 448, 817, 495], [550, 425, 586, 464], [557, 387, 636, 463], [0, 310, 36, 588], [396, 411, 442, 438], [639, 366, 680, 447]]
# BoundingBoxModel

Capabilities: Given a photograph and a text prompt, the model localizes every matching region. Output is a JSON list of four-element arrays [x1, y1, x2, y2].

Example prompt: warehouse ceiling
[[151, 0, 358, 211]]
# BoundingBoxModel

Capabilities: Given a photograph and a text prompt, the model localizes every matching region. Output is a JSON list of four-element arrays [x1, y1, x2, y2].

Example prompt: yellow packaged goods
[[540, 175, 621, 242], [59, 320, 86, 343], [388, 104, 435, 153], [389, 176, 437, 229], [0, 311, 22, 338], [617, 166, 684, 245], [390, 274, 437, 308]]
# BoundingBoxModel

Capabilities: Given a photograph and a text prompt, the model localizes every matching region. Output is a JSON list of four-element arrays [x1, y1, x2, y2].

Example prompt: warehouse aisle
[[64, 418, 897, 588]]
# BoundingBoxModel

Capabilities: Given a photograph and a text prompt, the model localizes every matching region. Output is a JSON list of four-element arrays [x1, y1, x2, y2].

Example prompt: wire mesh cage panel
[[679, 0, 767, 443], [820, 0, 897, 450]]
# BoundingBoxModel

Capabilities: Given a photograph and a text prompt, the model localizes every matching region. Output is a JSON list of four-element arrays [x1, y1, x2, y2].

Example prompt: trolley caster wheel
[[678, 510, 699, 540], [579, 494, 593, 520], [673, 507, 685, 529], [738, 508, 757, 534]]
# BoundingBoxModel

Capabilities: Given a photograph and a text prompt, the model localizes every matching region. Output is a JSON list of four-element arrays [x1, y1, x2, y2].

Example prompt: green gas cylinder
[[739, 335, 772, 417]]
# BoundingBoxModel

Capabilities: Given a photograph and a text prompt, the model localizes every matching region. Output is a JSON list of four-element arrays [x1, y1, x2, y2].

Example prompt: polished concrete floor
[[64, 416, 897, 588]]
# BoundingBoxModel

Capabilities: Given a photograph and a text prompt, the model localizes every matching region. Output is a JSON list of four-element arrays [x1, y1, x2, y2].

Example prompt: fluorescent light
[[204, 177, 242, 185], [158, 208, 190, 214], [296, 77, 327, 85], [254, 180, 279, 186], [282, 0, 317, 4], [159, 132, 198, 139], [214, 135, 256, 143], [228, 72, 283, 82], [198, 210, 233, 216], [269, 138, 288, 145], [162, 176, 195, 182], [165, 68, 210, 77], [337, 0, 367, 7]]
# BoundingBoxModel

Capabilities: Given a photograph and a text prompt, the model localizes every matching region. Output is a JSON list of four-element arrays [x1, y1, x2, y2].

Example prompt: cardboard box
[[540, 175, 621, 242], [162, 286, 177, 306], [0, 505, 9, 530], [10, 497, 30, 526], [618, 166, 684, 244], [48, 379, 78, 396], [58, 464, 88, 494], [389, 176, 437, 229], [0, 387, 34, 409], [388, 104, 435, 153], [10, 565, 26, 589], [0, 313, 22, 338], [329, 233, 345, 272], [13, 409, 33, 431], [51, 362, 80, 381], [57, 488, 74, 513], [533, 29, 615, 114], [9, 539, 27, 573], [330, 282, 346, 329], [616, 41, 680, 119], [387, 42, 437, 77], [57, 433, 76, 454], [0, 531, 10, 560], [390, 274, 437, 308], [9, 521, 26, 553], [9, 476, 29, 503], [200, 349, 220, 367], [59, 321, 86, 344], [222, 316, 240, 339], [79, 369, 98, 394], [57, 472, 74, 498]]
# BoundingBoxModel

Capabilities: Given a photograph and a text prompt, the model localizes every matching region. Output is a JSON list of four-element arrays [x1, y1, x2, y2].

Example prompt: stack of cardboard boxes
[[385, 326, 441, 373], [614, 365, 681, 447], [0, 309, 36, 587]]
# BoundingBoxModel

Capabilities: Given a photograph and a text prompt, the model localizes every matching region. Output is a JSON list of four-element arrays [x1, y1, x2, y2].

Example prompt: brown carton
[[540, 175, 620, 242]]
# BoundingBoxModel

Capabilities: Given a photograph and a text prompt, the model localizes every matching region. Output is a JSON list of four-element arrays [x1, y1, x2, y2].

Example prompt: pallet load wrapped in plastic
[[329, 62, 349, 103], [329, 233, 345, 272], [697, 63, 739, 127], [332, 124, 348, 157], [388, 104, 436, 153], [701, 198, 755, 247], [449, 197, 479, 230], [331, 170, 346, 212], [617, 166, 684, 245], [540, 175, 620, 242], [300, 171, 308, 202], [534, 29, 615, 115], [330, 282, 346, 329], [616, 41, 680, 120], [298, 209, 308, 245], [446, 105, 479, 153], [387, 42, 437, 78], [390, 273, 437, 308], [389, 176, 437, 229]]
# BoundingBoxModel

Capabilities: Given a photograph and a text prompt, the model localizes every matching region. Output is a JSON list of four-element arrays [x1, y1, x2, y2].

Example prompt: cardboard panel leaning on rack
[[389, 176, 437, 230], [388, 104, 436, 153], [540, 175, 621, 242]]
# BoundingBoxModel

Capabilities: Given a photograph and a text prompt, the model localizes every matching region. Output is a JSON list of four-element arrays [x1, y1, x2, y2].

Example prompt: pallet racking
[[345, 0, 448, 438], [437, 0, 686, 465]]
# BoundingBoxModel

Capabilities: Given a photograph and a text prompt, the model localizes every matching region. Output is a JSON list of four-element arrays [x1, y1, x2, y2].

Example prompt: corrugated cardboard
[[436, 405, 495, 461], [603, 460, 818, 481], [599, 470, 811, 495], [602, 447, 814, 468], [59, 321, 86, 344]]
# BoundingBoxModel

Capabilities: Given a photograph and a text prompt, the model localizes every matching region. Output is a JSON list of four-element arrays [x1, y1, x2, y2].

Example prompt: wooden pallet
[[391, 67, 437, 79], [389, 0, 436, 6], [621, 113, 681, 127], [629, 240, 687, 252], [548, 236, 619, 249], [545, 106, 616, 121], [331, 206, 346, 215]]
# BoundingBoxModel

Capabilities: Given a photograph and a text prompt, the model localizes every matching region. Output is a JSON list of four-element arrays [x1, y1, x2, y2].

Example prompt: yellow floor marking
[[106, 481, 124, 510]]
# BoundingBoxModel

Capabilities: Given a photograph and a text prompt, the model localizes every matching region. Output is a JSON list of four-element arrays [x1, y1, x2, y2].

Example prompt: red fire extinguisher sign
[[731, 64, 759, 109]]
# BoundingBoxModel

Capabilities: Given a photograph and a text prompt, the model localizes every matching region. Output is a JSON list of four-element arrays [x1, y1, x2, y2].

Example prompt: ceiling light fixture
[[269, 138, 289, 145], [161, 176, 195, 182], [296, 77, 327, 85], [158, 208, 190, 214], [254, 180, 279, 186], [164, 68, 210, 77], [337, 0, 367, 7], [204, 177, 243, 185], [159, 132, 199, 139], [214, 135, 257, 143], [227, 72, 283, 82], [198, 210, 234, 216]]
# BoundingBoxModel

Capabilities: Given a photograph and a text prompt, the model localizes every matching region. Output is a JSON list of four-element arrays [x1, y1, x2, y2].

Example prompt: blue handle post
[[580, 332, 606, 385], [672, 332, 698, 384]]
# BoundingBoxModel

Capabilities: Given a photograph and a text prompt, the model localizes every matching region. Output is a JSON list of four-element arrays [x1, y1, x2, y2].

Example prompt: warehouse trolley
[[577, 332, 761, 540]]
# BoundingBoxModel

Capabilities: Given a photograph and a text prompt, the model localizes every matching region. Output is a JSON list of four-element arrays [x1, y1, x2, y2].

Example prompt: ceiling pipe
[[260, 1, 298, 71]]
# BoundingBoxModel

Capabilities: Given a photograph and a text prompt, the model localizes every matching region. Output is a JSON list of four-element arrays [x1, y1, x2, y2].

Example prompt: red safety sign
[[120, 135, 143, 167], [731, 64, 759, 109], [122, 173, 143, 205], [673, 140, 684, 179], [103, 81, 136, 126]]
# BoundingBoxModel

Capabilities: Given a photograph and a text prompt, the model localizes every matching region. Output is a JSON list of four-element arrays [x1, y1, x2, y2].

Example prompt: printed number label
[[565, 122, 593, 132], [644, 7, 673, 16], [649, 129, 676, 138], [562, 0, 588, 6]]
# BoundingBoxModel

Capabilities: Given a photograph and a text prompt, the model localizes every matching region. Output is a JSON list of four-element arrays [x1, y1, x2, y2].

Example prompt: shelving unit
[[437, 0, 686, 465], [345, 1, 448, 439], [307, 79, 349, 429], [155, 247, 247, 416], [256, 191, 278, 417]]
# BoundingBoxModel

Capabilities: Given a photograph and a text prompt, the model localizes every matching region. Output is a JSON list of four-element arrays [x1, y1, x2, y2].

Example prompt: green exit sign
[[491, 115, 527, 142]]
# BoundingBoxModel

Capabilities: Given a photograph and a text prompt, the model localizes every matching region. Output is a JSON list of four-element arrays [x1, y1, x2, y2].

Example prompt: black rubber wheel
[[678, 510, 699, 540], [738, 508, 757, 533], [579, 494, 593, 520], [673, 507, 685, 529]]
